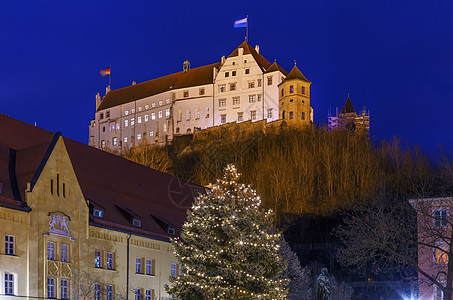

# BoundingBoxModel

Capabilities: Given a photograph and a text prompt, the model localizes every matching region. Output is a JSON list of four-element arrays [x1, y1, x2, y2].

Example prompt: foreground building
[[0, 113, 200, 299], [89, 41, 313, 153], [327, 96, 370, 134]]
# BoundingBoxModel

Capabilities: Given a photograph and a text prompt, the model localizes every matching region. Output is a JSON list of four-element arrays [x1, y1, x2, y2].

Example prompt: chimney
[[183, 60, 190, 73], [96, 93, 102, 110], [255, 45, 260, 53], [221, 55, 225, 65], [238, 47, 244, 56], [132, 81, 136, 85]]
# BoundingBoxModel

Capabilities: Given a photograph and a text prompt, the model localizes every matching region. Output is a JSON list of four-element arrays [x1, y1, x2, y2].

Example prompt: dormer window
[[132, 217, 142, 228], [225, 72, 229, 78], [167, 227, 176, 235], [93, 207, 104, 218]]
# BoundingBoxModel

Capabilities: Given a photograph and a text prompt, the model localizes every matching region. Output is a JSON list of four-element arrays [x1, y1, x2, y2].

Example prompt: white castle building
[[89, 41, 312, 152]]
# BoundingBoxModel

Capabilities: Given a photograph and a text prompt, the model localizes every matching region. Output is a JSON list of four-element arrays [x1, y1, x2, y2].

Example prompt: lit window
[[138, 107, 142, 112], [158, 111, 163, 119], [196, 108, 200, 119], [233, 97, 240, 105], [183, 91, 189, 98], [61, 244, 69, 262], [435, 209, 448, 227], [166, 99, 170, 104], [125, 111, 129, 116], [219, 85, 225, 93], [48, 242, 55, 260], [144, 114, 148, 122], [107, 252, 114, 270], [257, 79, 262, 87], [112, 137, 117, 146], [145, 104, 149, 110], [249, 95, 256, 103], [267, 109, 273, 119], [238, 112, 243, 122], [171, 263, 177, 277], [95, 283, 101, 300], [257, 94, 262, 102], [245, 69, 250, 74], [225, 72, 229, 78], [187, 110, 191, 120], [219, 99, 226, 107], [163, 124, 167, 132], [290, 111, 294, 119], [221, 114, 226, 124], [230, 83, 236, 91], [187, 128, 192, 134], [159, 100, 163, 106], [151, 113, 156, 120], [5, 235, 14, 255], [135, 288, 141, 300], [48, 277, 55, 298], [136, 257, 142, 273], [248, 81, 255, 89], [123, 137, 128, 143], [131, 118, 135, 126], [116, 123, 120, 130], [250, 110, 256, 120], [166, 108, 170, 117], [132, 218, 142, 227], [107, 285, 114, 300], [232, 70, 236, 76], [290, 85, 294, 93], [149, 131, 154, 137], [95, 250, 102, 268], [138, 116, 142, 123], [267, 76, 273, 85], [110, 123, 115, 131], [61, 279, 69, 299], [101, 140, 106, 148], [137, 133, 141, 140], [302, 86, 305, 94], [124, 120, 128, 127], [302, 112, 305, 120], [132, 108, 135, 113], [199, 88, 205, 95], [152, 103, 155, 108], [145, 289, 153, 300], [5, 273, 14, 295], [146, 259, 153, 275]]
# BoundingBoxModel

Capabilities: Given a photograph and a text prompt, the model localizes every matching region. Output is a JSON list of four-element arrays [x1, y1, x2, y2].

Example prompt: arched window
[[178, 109, 182, 122], [282, 110, 285, 119], [289, 111, 294, 119], [187, 109, 191, 120], [196, 108, 200, 119]]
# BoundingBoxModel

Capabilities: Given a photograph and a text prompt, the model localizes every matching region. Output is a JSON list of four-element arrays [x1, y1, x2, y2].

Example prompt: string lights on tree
[[165, 164, 288, 299]]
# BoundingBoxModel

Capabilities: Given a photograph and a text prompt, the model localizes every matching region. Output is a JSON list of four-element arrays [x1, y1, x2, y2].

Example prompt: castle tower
[[327, 96, 370, 134], [278, 64, 312, 126]]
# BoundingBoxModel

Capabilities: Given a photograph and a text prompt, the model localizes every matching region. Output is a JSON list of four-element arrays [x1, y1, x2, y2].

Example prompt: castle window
[[146, 289, 153, 300], [233, 97, 240, 105], [124, 137, 128, 143], [176, 127, 180, 134], [267, 76, 273, 85], [48, 242, 56, 260], [435, 209, 448, 227], [101, 140, 106, 149], [146, 259, 154, 275], [135, 288, 141, 300], [149, 131, 154, 137], [257, 79, 262, 87], [219, 99, 226, 107], [281, 88, 284, 97], [5, 235, 15, 255], [302, 112, 305, 120], [282, 110, 286, 119], [171, 263, 178, 277], [145, 114, 149, 122], [158, 111, 163, 119], [232, 70, 236, 76], [61, 279, 69, 299], [137, 133, 141, 140], [178, 110, 182, 121], [230, 83, 236, 91], [124, 120, 128, 127], [107, 285, 114, 300], [219, 85, 226, 93], [5, 273, 14, 295], [250, 111, 256, 120], [106, 111, 110, 117], [205, 107, 210, 118], [132, 217, 142, 227], [151, 113, 156, 120], [138, 107, 142, 112], [131, 118, 135, 126], [137, 116, 142, 124], [166, 99, 170, 104], [47, 277, 55, 298], [107, 252, 114, 269], [132, 109, 135, 113], [225, 72, 229, 78], [152, 103, 156, 108], [302, 86, 305, 94], [95, 283, 101, 300], [102, 126, 105, 132], [145, 104, 149, 110], [166, 108, 170, 117], [110, 123, 115, 131], [61, 244, 69, 262], [95, 250, 102, 267], [183, 91, 189, 98], [257, 94, 262, 102], [232, 62, 235, 65], [163, 124, 167, 132], [238, 112, 243, 122], [267, 109, 273, 119], [125, 110, 129, 116], [196, 108, 200, 119], [290, 85, 294, 93], [248, 81, 255, 89], [220, 114, 226, 124], [289, 111, 294, 119], [245, 68, 250, 74], [244, 60, 247, 63], [100, 113, 104, 120], [187, 128, 192, 134], [159, 101, 163, 106], [249, 95, 256, 103], [199, 88, 205, 95], [290, 99, 293, 102], [187, 109, 191, 120]]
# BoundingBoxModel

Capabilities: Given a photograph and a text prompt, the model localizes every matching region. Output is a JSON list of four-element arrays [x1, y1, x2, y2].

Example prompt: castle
[[89, 41, 313, 152], [328, 96, 370, 135]]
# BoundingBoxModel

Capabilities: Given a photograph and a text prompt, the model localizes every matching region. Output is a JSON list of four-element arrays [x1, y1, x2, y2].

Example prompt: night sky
[[1, 1, 452, 156]]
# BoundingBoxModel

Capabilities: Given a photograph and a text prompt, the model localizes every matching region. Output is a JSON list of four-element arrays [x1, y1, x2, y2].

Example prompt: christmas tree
[[166, 164, 288, 299]]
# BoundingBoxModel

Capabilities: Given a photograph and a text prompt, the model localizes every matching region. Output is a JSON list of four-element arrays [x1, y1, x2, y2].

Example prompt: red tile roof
[[227, 41, 272, 71], [265, 62, 288, 76], [97, 62, 221, 112], [281, 65, 311, 84], [0, 113, 200, 241]]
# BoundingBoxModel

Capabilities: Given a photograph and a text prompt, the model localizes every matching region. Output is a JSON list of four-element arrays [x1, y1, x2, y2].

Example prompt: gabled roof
[[97, 62, 221, 112], [0, 113, 200, 241], [265, 62, 288, 76], [227, 41, 272, 71], [281, 65, 311, 84], [340, 97, 356, 114]]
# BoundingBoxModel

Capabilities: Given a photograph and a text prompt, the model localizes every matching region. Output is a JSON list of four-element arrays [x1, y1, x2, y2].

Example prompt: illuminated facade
[[0, 113, 199, 299], [89, 41, 313, 153], [327, 96, 370, 134]]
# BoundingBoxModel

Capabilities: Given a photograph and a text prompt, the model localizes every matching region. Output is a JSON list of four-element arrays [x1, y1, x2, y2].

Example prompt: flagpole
[[246, 15, 248, 43], [109, 62, 111, 88]]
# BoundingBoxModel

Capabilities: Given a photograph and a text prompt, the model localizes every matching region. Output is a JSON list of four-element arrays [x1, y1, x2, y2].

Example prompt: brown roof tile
[[281, 65, 311, 84], [340, 97, 356, 114], [265, 62, 288, 76], [97, 62, 221, 112], [227, 41, 272, 71]]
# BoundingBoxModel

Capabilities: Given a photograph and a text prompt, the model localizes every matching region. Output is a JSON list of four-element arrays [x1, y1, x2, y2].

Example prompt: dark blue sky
[[1, 0, 452, 155]]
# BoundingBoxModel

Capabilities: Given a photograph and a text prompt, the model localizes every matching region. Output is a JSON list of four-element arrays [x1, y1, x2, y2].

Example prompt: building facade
[[327, 96, 370, 134], [89, 41, 313, 153], [0, 113, 199, 299]]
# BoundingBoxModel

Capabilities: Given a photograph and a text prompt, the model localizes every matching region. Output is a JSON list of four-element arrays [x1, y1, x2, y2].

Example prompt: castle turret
[[278, 64, 312, 126]]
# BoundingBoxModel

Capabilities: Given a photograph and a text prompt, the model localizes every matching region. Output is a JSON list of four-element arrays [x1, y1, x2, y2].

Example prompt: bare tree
[[122, 143, 173, 174]]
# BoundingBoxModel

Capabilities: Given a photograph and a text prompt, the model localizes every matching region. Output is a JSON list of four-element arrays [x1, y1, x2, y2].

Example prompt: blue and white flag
[[234, 17, 247, 28]]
